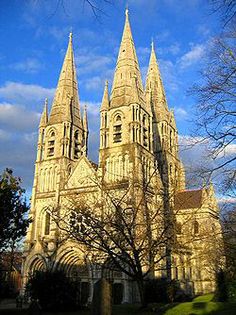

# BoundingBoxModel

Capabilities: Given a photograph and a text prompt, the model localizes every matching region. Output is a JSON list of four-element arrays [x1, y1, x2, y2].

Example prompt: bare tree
[[222, 208, 236, 278], [190, 26, 236, 195], [45, 161, 223, 307], [210, 0, 236, 26], [41, 0, 114, 20], [49, 167, 171, 307]]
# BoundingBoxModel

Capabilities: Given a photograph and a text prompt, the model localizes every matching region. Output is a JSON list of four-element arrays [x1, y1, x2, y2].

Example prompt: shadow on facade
[[24, 259, 126, 307]]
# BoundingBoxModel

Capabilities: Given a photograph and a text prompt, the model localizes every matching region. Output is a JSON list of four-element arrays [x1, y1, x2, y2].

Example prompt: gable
[[65, 156, 98, 189]]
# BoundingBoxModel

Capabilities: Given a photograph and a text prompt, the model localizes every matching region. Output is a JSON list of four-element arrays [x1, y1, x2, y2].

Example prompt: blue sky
[[0, 0, 232, 201]]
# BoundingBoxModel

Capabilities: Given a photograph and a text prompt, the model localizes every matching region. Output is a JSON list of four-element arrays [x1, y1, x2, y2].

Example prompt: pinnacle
[[69, 32, 73, 42], [83, 104, 88, 131], [125, 7, 129, 18], [101, 80, 109, 111], [39, 98, 48, 127]]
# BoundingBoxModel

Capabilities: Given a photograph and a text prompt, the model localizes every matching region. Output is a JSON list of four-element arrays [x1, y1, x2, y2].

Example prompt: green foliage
[[26, 270, 79, 311], [228, 280, 236, 302], [0, 168, 30, 251]]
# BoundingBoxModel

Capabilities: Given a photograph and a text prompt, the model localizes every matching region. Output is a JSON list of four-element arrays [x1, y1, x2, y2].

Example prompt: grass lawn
[[162, 294, 236, 315], [1, 295, 236, 315]]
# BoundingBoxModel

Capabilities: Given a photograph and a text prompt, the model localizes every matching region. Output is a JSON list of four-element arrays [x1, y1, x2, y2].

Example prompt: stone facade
[[22, 10, 223, 303]]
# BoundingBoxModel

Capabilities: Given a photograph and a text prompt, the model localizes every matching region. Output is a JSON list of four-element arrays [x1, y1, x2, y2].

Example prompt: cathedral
[[22, 10, 222, 304]]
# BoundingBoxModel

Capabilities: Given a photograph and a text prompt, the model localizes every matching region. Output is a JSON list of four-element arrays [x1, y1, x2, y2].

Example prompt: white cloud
[[0, 81, 55, 105], [23, 132, 38, 143], [178, 43, 206, 69], [84, 76, 104, 91], [48, 26, 70, 42], [155, 30, 170, 43], [179, 135, 208, 147], [137, 46, 150, 61], [81, 101, 100, 117], [0, 103, 41, 132], [159, 59, 178, 91], [9, 58, 43, 73], [173, 107, 188, 118], [0, 129, 11, 141], [217, 196, 236, 204], [156, 43, 181, 56], [217, 144, 236, 158], [76, 52, 114, 75], [168, 43, 181, 55], [197, 25, 211, 37], [80, 101, 100, 163], [224, 144, 236, 156]]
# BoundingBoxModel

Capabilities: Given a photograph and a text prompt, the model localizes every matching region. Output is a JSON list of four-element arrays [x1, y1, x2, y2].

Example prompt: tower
[[99, 9, 155, 185], [24, 33, 87, 252], [145, 41, 185, 192]]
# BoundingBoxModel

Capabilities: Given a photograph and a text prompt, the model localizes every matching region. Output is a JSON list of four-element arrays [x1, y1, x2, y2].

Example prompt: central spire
[[110, 9, 144, 107], [49, 33, 81, 126]]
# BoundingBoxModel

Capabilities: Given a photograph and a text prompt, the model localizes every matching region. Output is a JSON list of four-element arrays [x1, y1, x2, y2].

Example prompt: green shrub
[[228, 280, 236, 302], [26, 270, 79, 311]]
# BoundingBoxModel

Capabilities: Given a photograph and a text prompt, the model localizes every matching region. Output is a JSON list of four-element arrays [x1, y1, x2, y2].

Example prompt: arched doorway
[[70, 264, 90, 306], [112, 282, 124, 304]]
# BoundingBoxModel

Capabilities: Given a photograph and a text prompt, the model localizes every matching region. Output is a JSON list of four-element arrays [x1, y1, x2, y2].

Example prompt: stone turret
[[100, 81, 110, 150], [39, 98, 48, 128], [100, 80, 110, 111], [82, 105, 89, 155]]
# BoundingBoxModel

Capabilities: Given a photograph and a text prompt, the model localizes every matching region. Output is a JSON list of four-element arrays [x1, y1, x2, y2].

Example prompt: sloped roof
[[89, 160, 98, 170], [175, 189, 203, 210]]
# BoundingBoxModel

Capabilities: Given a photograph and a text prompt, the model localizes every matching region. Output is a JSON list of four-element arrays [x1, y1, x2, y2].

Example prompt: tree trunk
[[136, 278, 147, 308]]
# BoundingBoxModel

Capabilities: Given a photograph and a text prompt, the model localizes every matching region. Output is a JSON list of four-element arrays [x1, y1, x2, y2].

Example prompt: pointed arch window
[[68, 164, 72, 176], [143, 115, 148, 147], [193, 221, 199, 235], [47, 130, 55, 157], [161, 123, 164, 135], [176, 222, 182, 235], [42, 129, 45, 143], [113, 115, 122, 143], [170, 163, 173, 176], [44, 212, 50, 235], [104, 113, 107, 128], [40, 129, 45, 161], [170, 129, 173, 152], [74, 130, 80, 159]]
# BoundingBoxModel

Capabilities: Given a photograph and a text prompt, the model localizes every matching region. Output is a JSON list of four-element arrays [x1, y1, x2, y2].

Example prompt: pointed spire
[[146, 40, 168, 117], [110, 9, 144, 107], [130, 74, 140, 104], [83, 104, 88, 131], [39, 98, 48, 127], [49, 32, 81, 126], [145, 86, 153, 114], [125, 6, 129, 18], [101, 80, 110, 111]]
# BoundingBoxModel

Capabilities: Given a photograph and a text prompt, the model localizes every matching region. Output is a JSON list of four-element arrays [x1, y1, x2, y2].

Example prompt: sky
[[0, 0, 232, 201]]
